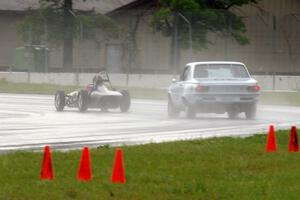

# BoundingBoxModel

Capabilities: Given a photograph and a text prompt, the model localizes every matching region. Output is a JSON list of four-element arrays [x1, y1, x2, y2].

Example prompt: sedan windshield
[[194, 64, 250, 79]]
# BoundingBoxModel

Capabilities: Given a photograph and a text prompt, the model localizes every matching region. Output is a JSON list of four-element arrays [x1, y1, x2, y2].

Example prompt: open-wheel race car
[[54, 71, 130, 112]]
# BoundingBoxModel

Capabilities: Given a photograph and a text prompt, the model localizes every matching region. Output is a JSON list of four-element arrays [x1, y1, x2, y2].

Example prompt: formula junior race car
[[54, 71, 130, 112]]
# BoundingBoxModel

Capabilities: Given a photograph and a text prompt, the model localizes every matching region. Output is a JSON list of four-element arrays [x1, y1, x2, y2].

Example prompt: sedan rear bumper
[[185, 93, 260, 105], [181, 93, 258, 114]]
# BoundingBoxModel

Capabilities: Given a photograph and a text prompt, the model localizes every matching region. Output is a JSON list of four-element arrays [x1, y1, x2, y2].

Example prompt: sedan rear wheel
[[227, 106, 241, 119], [227, 110, 238, 119], [245, 103, 257, 119]]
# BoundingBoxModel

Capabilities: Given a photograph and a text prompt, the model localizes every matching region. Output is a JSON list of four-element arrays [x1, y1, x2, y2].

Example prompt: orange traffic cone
[[289, 126, 299, 152], [266, 125, 277, 152], [40, 146, 54, 180], [77, 146, 92, 181], [111, 148, 126, 184]]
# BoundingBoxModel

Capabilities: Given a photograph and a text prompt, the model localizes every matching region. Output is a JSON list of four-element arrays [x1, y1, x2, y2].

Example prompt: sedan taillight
[[247, 85, 260, 92], [196, 84, 208, 92]]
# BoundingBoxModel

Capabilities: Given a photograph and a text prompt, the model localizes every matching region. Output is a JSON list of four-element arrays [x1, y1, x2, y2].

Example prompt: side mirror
[[172, 78, 177, 83]]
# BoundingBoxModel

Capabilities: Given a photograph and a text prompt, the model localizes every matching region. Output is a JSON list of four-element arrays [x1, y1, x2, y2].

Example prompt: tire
[[245, 103, 257, 119], [100, 106, 108, 112], [78, 90, 89, 112], [227, 110, 238, 119], [168, 97, 179, 118], [185, 102, 196, 119], [54, 90, 65, 111], [120, 90, 131, 112]]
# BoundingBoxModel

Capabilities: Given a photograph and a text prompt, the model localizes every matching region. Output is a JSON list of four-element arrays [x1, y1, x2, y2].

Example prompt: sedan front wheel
[[168, 98, 179, 118], [185, 103, 196, 119]]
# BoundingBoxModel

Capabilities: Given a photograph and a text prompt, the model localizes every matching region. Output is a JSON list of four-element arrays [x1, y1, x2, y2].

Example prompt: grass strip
[[0, 79, 166, 99], [1, 80, 300, 106], [0, 130, 300, 199], [0, 79, 79, 95]]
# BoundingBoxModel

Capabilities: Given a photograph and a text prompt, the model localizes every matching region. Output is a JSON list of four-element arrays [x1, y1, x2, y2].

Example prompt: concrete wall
[[253, 75, 300, 91], [1, 72, 300, 91]]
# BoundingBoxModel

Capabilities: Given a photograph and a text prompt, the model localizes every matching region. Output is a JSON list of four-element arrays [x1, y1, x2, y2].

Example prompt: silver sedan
[[168, 61, 260, 119]]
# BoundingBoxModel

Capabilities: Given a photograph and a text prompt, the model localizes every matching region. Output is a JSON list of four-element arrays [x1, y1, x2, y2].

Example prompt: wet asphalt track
[[1, 93, 300, 152]]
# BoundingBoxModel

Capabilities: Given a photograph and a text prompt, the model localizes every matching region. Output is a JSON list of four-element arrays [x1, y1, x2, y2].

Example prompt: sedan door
[[171, 66, 190, 108]]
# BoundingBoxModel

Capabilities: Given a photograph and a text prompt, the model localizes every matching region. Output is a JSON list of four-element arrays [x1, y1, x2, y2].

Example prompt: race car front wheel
[[78, 90, 89, 112], [120, 90, 131, 112], [55, 91, 65, 111]]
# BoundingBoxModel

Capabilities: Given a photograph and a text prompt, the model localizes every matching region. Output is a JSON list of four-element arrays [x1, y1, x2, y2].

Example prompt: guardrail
[[1, 72, 300, 91]]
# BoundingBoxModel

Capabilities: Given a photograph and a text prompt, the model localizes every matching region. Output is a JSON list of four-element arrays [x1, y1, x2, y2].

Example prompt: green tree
[[152, 0, 260, 69], [18, 0, 123, 71]]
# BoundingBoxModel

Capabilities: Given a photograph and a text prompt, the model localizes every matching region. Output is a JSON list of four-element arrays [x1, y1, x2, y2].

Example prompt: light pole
[[178, 12, 193, 55], [68, 9, 83, 86]]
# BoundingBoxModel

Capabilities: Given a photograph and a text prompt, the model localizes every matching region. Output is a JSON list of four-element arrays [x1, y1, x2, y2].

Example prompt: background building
[[0, 0, 299, 75]]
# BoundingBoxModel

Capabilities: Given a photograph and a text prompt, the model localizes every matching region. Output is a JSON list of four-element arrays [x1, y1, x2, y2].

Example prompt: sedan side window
[[180, 67, 190, 81]]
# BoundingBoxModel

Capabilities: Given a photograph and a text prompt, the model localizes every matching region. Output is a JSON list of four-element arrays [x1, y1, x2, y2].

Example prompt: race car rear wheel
[[54, 90, 65, 111], [78, 90, 89, 112], [120, 90, 131, 112]]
